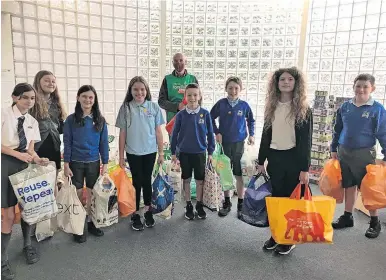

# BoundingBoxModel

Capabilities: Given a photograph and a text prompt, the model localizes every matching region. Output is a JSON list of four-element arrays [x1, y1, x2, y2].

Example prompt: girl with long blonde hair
[[257, 67, 313, 255]]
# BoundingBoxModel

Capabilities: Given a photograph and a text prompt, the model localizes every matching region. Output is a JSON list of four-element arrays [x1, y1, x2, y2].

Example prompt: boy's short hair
[[225, 76, 243, 89], [353, 73, 375, 86], [185, 83, 202, 105]]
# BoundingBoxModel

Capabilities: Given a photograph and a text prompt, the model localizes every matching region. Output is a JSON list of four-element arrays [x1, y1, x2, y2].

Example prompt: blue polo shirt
[[331, 97, 386, 161], [115, 100, 165, 155]]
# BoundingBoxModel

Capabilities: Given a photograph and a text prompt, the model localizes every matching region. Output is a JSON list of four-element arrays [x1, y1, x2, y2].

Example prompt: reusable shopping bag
[[266, 184, 336, 245], [361, 164, 386, 211], [56, 177, 86, 235], [109, 167, 136, 217], [212, 144, 234, 191], [151, 165, 174, 217], [35, 218, 55, 242], [9, 162, 58, 225], [203, 162, 223, 211], [319, 159, 344, 203], [91, 175, 119, 228], [240, 173, 272, 227], [240, 145, 258, 186], [165, 161, 182, 203]]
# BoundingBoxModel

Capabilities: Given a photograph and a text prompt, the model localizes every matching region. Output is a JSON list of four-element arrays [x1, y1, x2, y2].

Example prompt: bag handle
[[290, 183, 312, 201], [254, 172, 270, 183]]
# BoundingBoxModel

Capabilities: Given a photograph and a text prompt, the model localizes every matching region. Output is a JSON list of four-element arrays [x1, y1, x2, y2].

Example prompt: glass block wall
[[305, 0, 386, 158], [165, 0, 304, 141]]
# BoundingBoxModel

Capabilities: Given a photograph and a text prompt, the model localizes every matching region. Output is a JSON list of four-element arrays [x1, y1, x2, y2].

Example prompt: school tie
[[16, 116, 27, 152]]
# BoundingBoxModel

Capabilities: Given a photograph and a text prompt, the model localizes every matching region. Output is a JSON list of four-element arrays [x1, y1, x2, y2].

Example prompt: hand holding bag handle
[[290, 183, 312, 201]]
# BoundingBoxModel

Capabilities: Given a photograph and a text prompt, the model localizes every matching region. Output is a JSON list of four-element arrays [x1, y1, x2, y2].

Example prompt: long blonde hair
[[264, 67, 308, 129], [31, 70, 67, 121]]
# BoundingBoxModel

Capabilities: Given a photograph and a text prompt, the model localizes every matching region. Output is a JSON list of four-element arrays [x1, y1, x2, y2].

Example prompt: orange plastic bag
[[1, 205, 21, 224], [109, 167, 136, 217], [165, 115, 176, 135], [361, 164, 386, 211], [319, 159, 344, 203]]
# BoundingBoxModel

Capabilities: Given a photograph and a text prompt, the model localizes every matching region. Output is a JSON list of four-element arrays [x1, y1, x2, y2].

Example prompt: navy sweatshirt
[[331, 98, 386, 161], [210, 98, 255, 143], [63, 114, 109, 164], [170, 108, 215, 155]]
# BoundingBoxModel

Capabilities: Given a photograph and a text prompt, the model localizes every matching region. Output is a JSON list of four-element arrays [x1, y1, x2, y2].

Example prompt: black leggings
[[126, 153, 157, 211], [267, 148, 302, 198]]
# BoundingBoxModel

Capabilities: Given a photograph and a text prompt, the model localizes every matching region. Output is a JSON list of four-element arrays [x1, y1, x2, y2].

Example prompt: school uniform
[[258, 103, 313, 198], [35, 100, 63, 169], [170, 107, 215, 181], [63, 113, 109, 189], [210, 98, 255, 176], [331, 97, 386, 188], [1, 105, 41, 208], [115, 100, 165, 211]]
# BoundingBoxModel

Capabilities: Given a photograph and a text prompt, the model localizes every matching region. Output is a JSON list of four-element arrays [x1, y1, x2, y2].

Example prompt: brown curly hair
[[264, 67, 309, 129]]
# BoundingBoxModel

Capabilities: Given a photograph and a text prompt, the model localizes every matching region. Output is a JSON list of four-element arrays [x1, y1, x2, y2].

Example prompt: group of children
[[2, 68, 386, 280]]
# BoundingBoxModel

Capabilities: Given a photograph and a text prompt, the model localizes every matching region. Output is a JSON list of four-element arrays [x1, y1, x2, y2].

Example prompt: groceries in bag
[[151, 165, 174, 218], [361, 164, 386, 211], [319, 159, 344, 203], [240, 145, 258, 186], [240, 173, 272, 227], [9, 162, 58, 225], [109, 167, 136, 217], [56, 178, 87, 235], [203, 163, 223, 211], [91, 175, 119, 228], [212, 144, 234, 191], [266, 184, 336, 245]]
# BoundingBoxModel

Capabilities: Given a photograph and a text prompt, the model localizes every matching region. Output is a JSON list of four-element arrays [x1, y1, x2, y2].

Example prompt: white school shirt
[[1, 106, 41, 150], [270, 101, 296, 150]]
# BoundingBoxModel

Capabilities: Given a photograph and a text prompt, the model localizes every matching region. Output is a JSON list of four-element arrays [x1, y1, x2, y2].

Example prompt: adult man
[[158, 53, 199, 123]]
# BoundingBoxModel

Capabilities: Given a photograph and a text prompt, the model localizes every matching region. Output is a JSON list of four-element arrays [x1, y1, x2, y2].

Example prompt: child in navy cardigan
[[210, 77, 255, 218], [63, 85, 109, 243], [171, 83, 215, 220]]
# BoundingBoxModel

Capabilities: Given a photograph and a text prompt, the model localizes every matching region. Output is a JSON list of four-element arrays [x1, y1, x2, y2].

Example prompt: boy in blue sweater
[[171, 83, 215, 220], [64, 85, 109, 243], [331, 74, 386, 239], [210, 77, 255, 218]]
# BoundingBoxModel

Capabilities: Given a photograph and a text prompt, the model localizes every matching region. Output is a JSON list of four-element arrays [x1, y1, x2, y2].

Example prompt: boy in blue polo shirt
[[116, 76, 165, 231], [331, 73, 386, 239], [210, 77, 255, 218], [171, 83, 215, 220]]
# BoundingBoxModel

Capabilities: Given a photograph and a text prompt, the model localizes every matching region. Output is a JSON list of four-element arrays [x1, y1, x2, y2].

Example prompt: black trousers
[[126, 153, 157, 211], [266, 148, 303, 198]]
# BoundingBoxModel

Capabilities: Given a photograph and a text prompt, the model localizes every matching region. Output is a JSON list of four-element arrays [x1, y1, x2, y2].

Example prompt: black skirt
[[1, 154, 28, 208]]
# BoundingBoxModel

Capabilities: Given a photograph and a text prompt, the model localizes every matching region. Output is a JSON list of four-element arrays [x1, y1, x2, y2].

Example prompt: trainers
[[144, 210, 155, 228], [332, 214, 354, 229], [365, 219, 381, 239], [196, 202, 207, 219], [23, 246, 39, 264], [185, 203, 195, 220], [73, 233, 87, 243], [275, 244, 296, 255], [131, 214, 144, 231], [263, 237, 278, 250], [1, 261, 15, 280], [218, 201, 232, 217], [88, 222, 104, 237], [237, 202, 243, 219]]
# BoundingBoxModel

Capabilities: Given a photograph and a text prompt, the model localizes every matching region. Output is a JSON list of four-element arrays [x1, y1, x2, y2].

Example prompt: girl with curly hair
[[257, 67, 313, 255]]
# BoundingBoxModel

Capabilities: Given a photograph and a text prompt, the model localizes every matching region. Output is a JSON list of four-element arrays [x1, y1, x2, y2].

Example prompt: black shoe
[[144, 210, 155, 228], [274, 244, 296, 255], [196, 202, 207, 219], [237, 202, 243, 219], [332, 214, 354, 229], [23, 245, 39, 264], [131, 214, 144, 231], [365, 219, 381, 239], [1, 261, 15, 280], [185, 203, 195, 220], [88, 222, 104, 237], [218, 201, 232, 217], [263, 237, 278, 250], [73, 233, 87, 243]]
